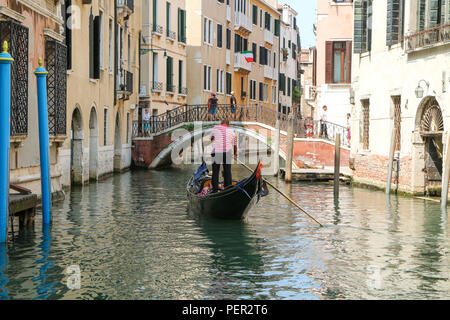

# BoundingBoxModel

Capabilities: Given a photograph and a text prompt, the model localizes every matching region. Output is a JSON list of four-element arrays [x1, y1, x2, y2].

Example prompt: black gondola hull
[[187, 164, 261, 220]]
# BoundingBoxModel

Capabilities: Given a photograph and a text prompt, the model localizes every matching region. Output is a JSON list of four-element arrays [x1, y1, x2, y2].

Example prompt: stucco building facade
[[351, 0, 450, 195], [63, 0, 141, 187], [0, 0, 66, 197], [315, 0, 353, 126], [139, 0, 187, 116]]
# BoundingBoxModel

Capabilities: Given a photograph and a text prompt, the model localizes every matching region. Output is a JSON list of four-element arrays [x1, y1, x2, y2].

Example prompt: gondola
[[187, 161, 267, 220]]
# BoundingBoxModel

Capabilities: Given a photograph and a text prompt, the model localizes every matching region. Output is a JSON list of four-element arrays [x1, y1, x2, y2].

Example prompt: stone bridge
[[131, 104, 350, 171]]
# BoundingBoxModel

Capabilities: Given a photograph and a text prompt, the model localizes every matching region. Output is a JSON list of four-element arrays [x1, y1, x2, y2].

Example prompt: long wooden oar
[[238, 160, 323, 227]]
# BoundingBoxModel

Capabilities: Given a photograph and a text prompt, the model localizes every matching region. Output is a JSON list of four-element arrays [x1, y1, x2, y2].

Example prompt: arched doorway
[[114, 112, 122, 172], [71, 107, 84, 185], [417, 97, 444, 193], [89, 107, 99, 180]]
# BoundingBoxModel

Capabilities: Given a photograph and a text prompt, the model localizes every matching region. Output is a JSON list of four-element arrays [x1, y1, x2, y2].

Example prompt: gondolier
[[211, 120, 237, 193]]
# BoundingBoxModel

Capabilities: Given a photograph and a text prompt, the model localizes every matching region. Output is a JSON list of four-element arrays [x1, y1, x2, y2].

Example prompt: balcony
[[117, 0, 134, 15], [226, 49, 231, 65], [264, 29, 274, 46], [226, 5, 231, 23], [178, 87, 188, 96], [152, 24, 164, 37], [234, 11, 252, 34], [117, 70, 133, 100], [152, 81, 163, 93], [234, 53, 252, 73], [166, 30, 176, 42], [405, 23, 450, 53], [166, 83, 176, 94]]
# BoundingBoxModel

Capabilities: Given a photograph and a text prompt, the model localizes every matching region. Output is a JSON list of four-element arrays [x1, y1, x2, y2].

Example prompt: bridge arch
[[149, 125, 298, 171]]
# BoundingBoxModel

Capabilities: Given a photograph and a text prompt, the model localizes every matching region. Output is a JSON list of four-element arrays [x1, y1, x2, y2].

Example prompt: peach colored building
[[315, 0, 353, 126]]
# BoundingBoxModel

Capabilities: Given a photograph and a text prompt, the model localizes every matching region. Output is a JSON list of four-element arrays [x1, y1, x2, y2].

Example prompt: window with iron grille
[[392, 96, 401, 151], [46, 40, 67, 136], [0, 20, 28, 136], [361, 99, 370, 150]]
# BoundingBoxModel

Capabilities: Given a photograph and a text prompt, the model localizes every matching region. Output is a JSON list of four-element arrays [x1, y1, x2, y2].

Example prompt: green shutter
[[252, 5, 258, 25], [167, 56, 172, 87], [274, 19, 280, 36], [429, 0, 440, 27], [177, 8, 181, 41], [386, 0, 400, 46], [441, 0, 447, 25], [182, 10, 186, 42], [153, 0, 157, 32], [354, 0, 367, 53], [417, 0, 426, 31], [166, 2, 170, 36]]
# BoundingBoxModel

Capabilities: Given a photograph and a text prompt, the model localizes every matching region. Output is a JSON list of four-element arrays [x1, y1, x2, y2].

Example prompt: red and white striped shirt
[[211, 124, 237, 153]]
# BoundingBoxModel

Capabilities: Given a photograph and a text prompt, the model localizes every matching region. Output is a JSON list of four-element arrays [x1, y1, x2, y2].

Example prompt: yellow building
[[140, 0, 187, 116], [186, 0, 279, 112], [63, 0, 142, 187]]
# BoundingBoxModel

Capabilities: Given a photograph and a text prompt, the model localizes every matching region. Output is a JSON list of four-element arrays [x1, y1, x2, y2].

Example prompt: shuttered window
[[166, 56, 173, 89], [354, 0, 368, 53], [153, 0, 158, 31], [64, 0, 72, 69], [259, 82, 263, 101], [217, 24, 223, 48], [178, 8, 186, 43], [90, 13, 100, 79], [417, 0, 426, 31], [274, 19, 280, 36], [429, 0, 441, 27], [226, 29, 231, 49], [252, 42, 257, 63], [326, 41, 352, 84], [252, 5, 258, 25], [166, 2, 171, 36], [386, 0, 401, 46], [226, 72, 232, 94]]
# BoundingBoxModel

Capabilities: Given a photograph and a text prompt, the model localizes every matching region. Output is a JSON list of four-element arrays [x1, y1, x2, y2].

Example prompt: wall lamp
[[415, 79, 429, 99]]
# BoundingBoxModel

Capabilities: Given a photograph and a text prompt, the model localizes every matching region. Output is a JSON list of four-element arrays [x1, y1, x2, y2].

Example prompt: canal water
[[0, 165, 449, 299]]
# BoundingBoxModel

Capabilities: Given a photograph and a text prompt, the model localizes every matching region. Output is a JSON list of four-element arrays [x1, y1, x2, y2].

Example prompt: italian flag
[[242, 51, 254, 63]]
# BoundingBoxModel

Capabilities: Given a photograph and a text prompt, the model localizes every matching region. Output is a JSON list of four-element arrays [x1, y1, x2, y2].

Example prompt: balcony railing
[[152, 24, 164, 36], [405, 23, 450, 53], [178, 86, 188, 96], [166, 83, 176, 93], [234, 11, 252, 33], [264, 29, 274, 45], [234, 52, 252, 73], [167, 30, 176, 41], [152, 81, 163, 92], [117, 0, 134, 13], [117, 70, 133, 94]]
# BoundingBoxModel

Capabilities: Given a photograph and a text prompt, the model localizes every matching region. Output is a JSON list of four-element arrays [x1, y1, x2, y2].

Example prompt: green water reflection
[[0, 165, 448, 299]]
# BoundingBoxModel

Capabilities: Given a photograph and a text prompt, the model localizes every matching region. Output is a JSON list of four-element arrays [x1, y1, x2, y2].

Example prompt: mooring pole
[[334, 133, 341, 197], [0, 42, 13, 243], [272, 117, 280, 176], [285, 114, 294, 183], [441, 131, 450, 208], [35, 58, 52, 225], [386, 122, 396, 196]]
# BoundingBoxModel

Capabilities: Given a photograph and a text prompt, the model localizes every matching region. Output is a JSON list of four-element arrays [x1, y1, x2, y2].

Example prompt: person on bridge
[[320, 105, 328, 139], [208, 93, 218, 121], [210, 120, 237, 193], [230, 91, 237, 121]]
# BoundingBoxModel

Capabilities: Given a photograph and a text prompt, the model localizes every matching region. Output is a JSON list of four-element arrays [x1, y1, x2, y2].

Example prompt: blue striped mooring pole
[[35, 58, 52, 225], [0, 41, 13, 243]]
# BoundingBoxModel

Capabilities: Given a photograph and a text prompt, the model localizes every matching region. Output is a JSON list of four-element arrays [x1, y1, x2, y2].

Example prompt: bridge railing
[[132, 104, 350, 146]]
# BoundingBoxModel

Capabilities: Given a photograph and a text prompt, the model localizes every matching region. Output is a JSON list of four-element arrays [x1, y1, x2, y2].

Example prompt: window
[[178, 60, 183, 93], [259, 9, 263, 28], [272, 85, 277, 104], [64, 0, 72, 69], [287, 77, 291, 96], [252, 5, 258, 25], [178, 8, 186, 43], [152, 52, 158, 84], [216, 69, 224, 93], [274, 19, 280, 36], [203, 17, 213, 45], [89, 12, 100, 79], [104, 108, 108, 146], [217, 24, 223, 48], [126, 112, 130, 143], [226, 29, 231, 49], [109, 18, 113, 73], [279, 73, 286, 95], [203, 65, 212, 91], [153, 0, 158, 31], [386, 0, 405, 45], [259, 46, 268, 65], [416, 0, 447, 31], [252, 42, 257, 63], [99, 10, 104, 69], [354, 0, 372, 53], [325, 41, 351, 84], [226, 72, 232, 94], [264, 12, 271, 31], [234, 33, 247, 52], [361, 99, 370, 150], [249, 80, 256, 100], [166, 56, 173, 92], [166, 2, 171, 36]]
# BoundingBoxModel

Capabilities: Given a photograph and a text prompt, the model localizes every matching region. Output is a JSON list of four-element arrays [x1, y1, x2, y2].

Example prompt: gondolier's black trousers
[[212, 151, 232, 192]]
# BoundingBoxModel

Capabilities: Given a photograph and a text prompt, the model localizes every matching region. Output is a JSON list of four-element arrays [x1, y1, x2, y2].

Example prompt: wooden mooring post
[[272, 118, 280, 176], [334, 133, 341, 197], [386, 123, 396, 196], [285, 114, 294, 183]]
